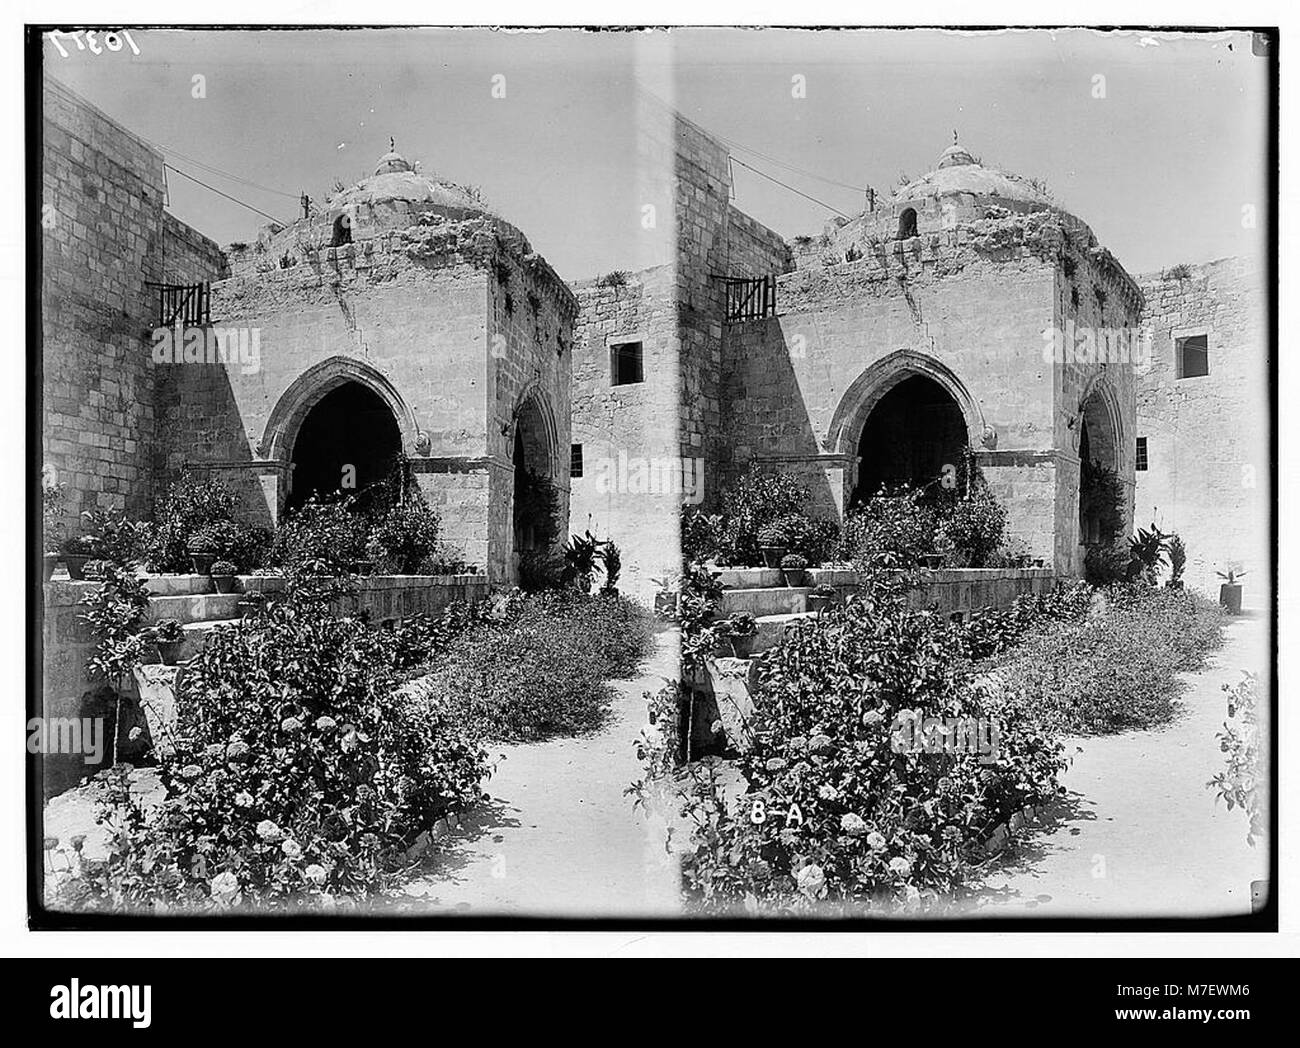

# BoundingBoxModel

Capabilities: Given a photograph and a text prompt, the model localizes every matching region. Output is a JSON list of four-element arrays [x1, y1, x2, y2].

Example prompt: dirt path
[[400, 630, 682, 917], [966, 613, 1269, 918]]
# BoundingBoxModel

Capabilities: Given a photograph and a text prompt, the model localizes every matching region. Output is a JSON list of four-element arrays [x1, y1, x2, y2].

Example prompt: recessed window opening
[[1176, 334, 1209, 379], [611, 341, 644, 386]]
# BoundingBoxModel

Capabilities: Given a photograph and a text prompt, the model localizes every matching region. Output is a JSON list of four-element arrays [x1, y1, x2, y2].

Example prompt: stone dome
[[330, 145, 487, 214], [894, 141, 1052, 208]]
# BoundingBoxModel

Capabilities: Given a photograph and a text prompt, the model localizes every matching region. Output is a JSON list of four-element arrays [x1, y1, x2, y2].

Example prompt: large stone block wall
[[1134, 256, 1269, 601], [570, 267, 680, 597], [40, 75, 225, 529]]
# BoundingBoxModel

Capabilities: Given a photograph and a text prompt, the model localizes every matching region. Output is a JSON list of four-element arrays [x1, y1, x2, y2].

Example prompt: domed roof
[[894, 140, 1051, 207], [331, 143, 487, 214]]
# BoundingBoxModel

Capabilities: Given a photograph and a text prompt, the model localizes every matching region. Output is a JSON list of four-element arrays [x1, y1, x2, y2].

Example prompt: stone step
[[753, 611, 818, 654], [146, 593, 244, 624], [719, 586, 809, 617], [142, 573, 287, 596], [143, 573, 213, 596], [175, 618, 243, 661]]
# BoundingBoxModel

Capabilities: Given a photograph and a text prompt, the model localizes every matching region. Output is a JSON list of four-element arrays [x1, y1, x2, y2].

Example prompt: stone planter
[[156, 640, 184, 666], [760, 545, 787, 569], [1219, 583, 1243, 615], [211, 574, 239, 594], [781, 568, 808, 587], [189, 553, 216, 575], [42, 553, 59, 582], [63, 554, 91, 580], [730, 633, 757, 659], [808, 594, 834, 615]]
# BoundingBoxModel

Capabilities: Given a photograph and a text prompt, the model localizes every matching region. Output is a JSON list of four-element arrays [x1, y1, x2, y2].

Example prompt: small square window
[[570, 443, 584, 478], [1176, 334, 1209, 378], [611, 341, 644, 386], [1135, 437, 1148, 471]]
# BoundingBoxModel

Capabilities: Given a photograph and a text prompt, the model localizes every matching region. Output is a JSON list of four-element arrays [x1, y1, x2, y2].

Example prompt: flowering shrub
[[989, 585, 1226, 734], [659, 577, 1068, 915], [53, 573, 491, 912], [366, 493, 442, 574], [413, 591, 654, 742], [711, 468, 835, 567], [270, 494, 368, 570], [959, 581, 1093, 661], [146, 473, 241, 573], [1207, 673, 1266, 846], [842, 479, 1006, 568]]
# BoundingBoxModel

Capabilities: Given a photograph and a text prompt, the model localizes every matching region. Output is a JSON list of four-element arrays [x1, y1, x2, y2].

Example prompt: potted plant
[[725, 612, 758, 658], [352, 535, 383, 576], [59, 534, 99, 580], [42, 484, 66, 581], [151, 619, 185, 665], [1166, 535, 1186, 590], [651, 575, 680, 619], [808, 583, 838, 615], [925, 530, 954, 569], [756, 520, 789, 569], [186, 530, 219, 575], [779, 552, 809, 587], [706, 622, 734, 658], [1217, 569, 1246, 614], [209, 559, 239, 594]]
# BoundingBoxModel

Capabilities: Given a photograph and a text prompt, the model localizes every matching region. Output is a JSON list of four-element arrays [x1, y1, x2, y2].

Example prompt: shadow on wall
[[718, 317, 843, 520]]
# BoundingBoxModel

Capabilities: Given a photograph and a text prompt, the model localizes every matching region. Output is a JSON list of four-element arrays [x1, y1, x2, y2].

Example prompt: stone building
[[583, 126, 1143, 578], [167, 143, 577, 582], [1133, 255, 1269, 602]]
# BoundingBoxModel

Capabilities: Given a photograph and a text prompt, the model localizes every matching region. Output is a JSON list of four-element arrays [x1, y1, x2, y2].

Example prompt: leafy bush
[[415, 591, 654, 742], [649, 577, 1068, 915], [42, 482, 68, 553], [73, 509, 147, 567], [939, 481, 1006, 568], [270, 495, 368, 570], [366, 493, 441, 574], [1084, 540, 1130, 586], [841, 486, 939, 567], [682, 508, 720, 565], [1207, 672, 1266, 845], [1167, 534, 1187, 586], [989, 586, 1226, 734], [53, 574, 491, 912], [715, 468, 815, 566], [209, 560, 237, 577], [147, 473, 241, 573]]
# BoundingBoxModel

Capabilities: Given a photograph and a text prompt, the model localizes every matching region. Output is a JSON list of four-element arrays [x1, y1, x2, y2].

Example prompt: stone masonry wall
[[1134, 256, 1269, 602], [41, 75, 225, 530]]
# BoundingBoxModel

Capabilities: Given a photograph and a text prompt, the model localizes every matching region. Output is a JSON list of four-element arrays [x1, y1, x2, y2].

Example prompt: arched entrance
[[287, 381, 402, 512], [852, 374, 968, 503], [1077, 385, 1122, 545], [511, 394, 558, 556]]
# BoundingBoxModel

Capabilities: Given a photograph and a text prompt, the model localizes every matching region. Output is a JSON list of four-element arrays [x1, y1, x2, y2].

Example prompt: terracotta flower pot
[[189, 553, 216, 575], [730, 633, 757, 659], [211, 574, 238, 594], [808, 594, 833, 615], [781, 568, 808, 587], [760, 545, 787, 569]]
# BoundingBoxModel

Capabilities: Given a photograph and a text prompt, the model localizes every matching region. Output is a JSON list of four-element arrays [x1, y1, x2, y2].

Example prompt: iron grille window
[[723, 276, 777, 322], [149, 282, 210, 328], [570, 443, 584, 478], [1135, 437, 1148, 471]]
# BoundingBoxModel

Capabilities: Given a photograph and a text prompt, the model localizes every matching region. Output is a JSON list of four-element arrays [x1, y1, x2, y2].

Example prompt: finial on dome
[[390, 135, 395, 151], [953, 128, 958, 145]]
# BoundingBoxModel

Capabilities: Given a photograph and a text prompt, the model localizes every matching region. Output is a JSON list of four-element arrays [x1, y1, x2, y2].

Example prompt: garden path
[[966, 612, 1270, 918], [399, 629, 682, 917]]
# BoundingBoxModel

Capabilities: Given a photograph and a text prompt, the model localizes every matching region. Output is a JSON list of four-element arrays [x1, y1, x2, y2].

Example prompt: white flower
[[304, 864, 327, 885], [281, 839, 302, 860], [840, 813, 868, 836], [234, 791, 254, 808], [209, 871, 239, 900], [866, 831, 887, 851], [255, 820, 282, 842], [818, 785, 839, 801], [888, 856, 913, 878], [795, 863, 826, 898]]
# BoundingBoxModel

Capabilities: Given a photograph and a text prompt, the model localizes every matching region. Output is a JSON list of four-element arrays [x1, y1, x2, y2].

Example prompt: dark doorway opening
[[853, 374, 967, 503], [288, 382, 401, 512]]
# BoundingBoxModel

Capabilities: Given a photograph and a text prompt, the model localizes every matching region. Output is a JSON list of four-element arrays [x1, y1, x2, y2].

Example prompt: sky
[[45, 26, 1271, 282]]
